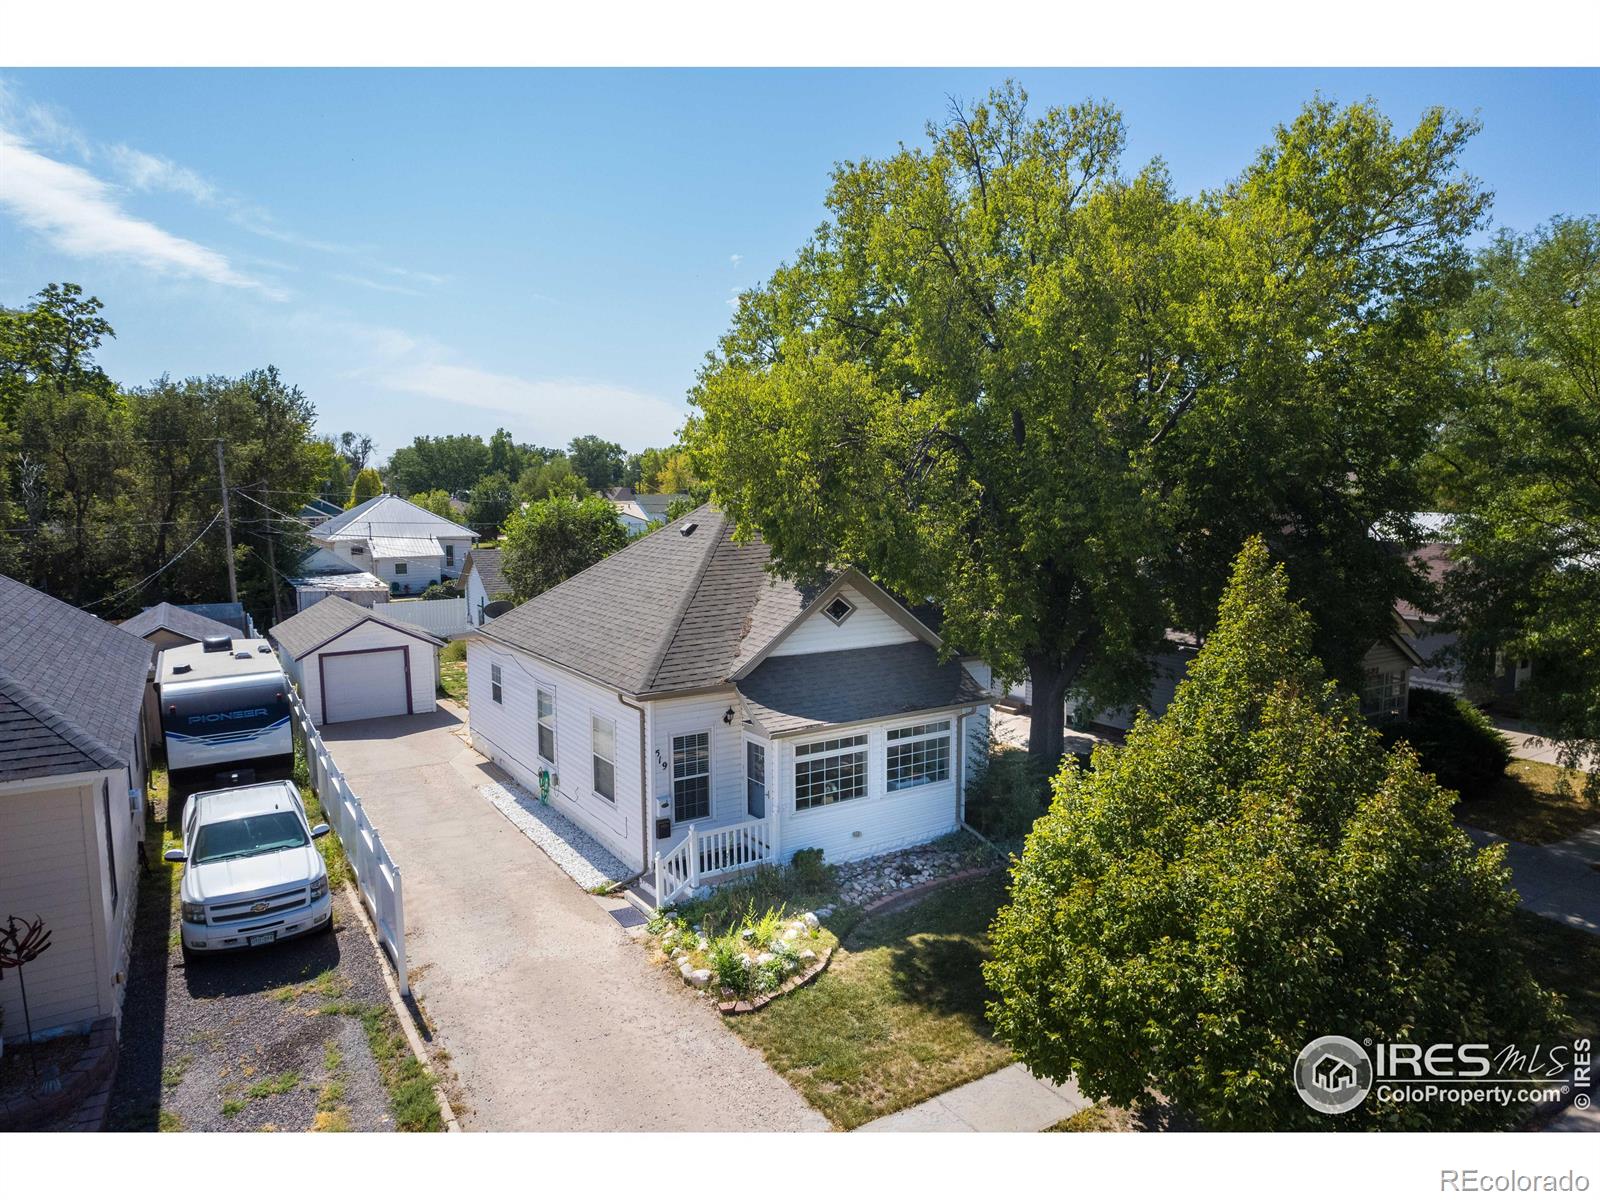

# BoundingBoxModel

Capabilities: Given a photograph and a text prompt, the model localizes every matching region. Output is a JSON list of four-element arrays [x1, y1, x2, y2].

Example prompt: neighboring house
[[462, 547, 511, 627], [119, 602, 244, 749], [270, 596, 444, 726], [311, 493, 479, 595], [1398, 540, 1531, 702], [1065, 618, 1425, 733], [298, 496, 345, 528], [173, 601, 250, 636], [605, 487, 690, 536], [0, 575, 151, 1044], [288, 545, 392, 612], [467, 505, 995, 906]]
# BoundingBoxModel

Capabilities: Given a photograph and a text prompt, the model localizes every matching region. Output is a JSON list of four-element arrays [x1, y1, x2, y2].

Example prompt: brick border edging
[[0, 1016, 118, 1132], [857, 864, 1006, 918], [718, 944, 836, 1016]]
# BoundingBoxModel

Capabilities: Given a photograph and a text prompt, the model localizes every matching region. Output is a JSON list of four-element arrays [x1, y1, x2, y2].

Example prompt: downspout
[[953, 704, 978, 828], [617, 692, 651, 876]]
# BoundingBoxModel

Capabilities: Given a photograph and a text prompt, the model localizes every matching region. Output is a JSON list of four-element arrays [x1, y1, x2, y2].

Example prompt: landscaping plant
[[1380, 686, 1512, 795], [985, 537, 1563, 1131]]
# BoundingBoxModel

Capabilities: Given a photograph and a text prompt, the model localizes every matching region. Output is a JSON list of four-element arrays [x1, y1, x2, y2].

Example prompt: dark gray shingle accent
[[269, 595, 444, 660], [462, 547, 509, 598], [0, 574, 154, 782], [736, 641, 988, 736], [120, 602, 242, 643]]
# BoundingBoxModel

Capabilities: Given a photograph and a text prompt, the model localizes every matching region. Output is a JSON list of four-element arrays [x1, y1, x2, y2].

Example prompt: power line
[[82, 508, 224, 611]]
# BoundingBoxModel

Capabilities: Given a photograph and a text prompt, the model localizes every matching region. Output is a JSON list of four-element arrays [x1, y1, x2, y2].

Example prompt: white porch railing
[[653, 813, 779, 907], [286, 689, 410, 996]]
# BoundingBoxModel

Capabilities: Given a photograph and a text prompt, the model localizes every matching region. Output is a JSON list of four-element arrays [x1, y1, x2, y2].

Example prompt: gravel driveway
[[108, 790, 418, 1132], [322, 708, 829, 1131]]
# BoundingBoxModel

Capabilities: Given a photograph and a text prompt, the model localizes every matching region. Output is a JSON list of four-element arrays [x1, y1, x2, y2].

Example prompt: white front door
[[321, 648, 410, 723]]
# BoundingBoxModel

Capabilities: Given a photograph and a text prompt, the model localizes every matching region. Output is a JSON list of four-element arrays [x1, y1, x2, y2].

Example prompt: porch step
[[623, 876, 658, 917]]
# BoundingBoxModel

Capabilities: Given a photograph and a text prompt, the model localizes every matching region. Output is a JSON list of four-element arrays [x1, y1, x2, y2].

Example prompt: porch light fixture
[[723, 707, 735, 724]]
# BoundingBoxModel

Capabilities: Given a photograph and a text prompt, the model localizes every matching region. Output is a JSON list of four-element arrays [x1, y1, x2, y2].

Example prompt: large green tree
[[465, 470, 516, 536], [383, 433, 491, 496], [1431, 217, 1600, 785], [500, 493, 626, 601], [348, 466, 384, 508], [985, 538, 1560, 1131], [566, 434, 625, 491], [686, 85, 1482, 768]]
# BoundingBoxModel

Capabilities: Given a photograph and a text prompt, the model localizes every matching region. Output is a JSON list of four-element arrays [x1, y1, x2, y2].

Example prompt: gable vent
[[824, 596, 855, 625]]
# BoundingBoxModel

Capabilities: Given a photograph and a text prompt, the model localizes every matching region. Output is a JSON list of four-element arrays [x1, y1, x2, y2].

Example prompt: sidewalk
[[1465, 821, 1600, 936], [1491, 720, 1598, 772], [857, 1063, 1091, 1132]]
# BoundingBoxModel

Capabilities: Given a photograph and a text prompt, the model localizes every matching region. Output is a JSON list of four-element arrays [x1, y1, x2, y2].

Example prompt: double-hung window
[[592, 715, 616, 803], [395, 561, 408, 575], [887, 721, 952, 791], [445, 543, 455, 566], [537, 687, 556, 763], [490, 663, 503, 704], [794, 734, 868, 810], [672, 733, 710, 822]]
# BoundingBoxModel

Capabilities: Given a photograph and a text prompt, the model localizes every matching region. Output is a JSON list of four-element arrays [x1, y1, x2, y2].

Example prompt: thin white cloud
[[0, 129, 283, 298], [0, 77, 92, 160], [331, 272, 424, 297], [106, 144, 219, 204], [730, 253, 743, 266]]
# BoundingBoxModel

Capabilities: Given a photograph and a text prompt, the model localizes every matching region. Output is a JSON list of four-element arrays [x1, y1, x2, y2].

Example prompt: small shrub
[[439, 639, 467, 664], [1381, 687, 1512, 795], [709, 937, 752, 996], [418, 582, 459, 601], [965, 747, 1053, 840], [788, 847, 830, 890]]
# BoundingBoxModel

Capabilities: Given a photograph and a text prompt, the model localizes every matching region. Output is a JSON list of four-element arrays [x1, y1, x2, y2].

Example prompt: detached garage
[[269, 596, 444, 726]]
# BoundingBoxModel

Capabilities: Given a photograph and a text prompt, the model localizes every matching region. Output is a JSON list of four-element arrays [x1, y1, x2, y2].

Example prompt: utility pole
[[215, 439, 238, 603]]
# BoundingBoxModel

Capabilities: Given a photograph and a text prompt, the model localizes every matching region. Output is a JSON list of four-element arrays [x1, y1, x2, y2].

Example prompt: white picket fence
[[384, 595, 471, 638], [287, 691, 410, 996]]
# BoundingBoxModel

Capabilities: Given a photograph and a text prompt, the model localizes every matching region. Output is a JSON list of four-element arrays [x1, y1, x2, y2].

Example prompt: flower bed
[[647, 903, 837, 1011]]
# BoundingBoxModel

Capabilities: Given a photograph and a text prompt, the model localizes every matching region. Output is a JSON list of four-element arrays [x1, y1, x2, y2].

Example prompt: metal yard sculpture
[[0, 914, 53, 1085]]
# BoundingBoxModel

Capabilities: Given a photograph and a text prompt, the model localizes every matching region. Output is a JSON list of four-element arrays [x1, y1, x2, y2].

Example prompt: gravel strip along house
[[466, 504, 996, 908]]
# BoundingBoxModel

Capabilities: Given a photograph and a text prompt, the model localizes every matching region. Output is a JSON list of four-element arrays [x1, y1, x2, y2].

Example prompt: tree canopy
[[566, 434, 626, 491], [465, 470, 517, 535], [686, 84, 1484, 767], [1430, 217, 1600, 785], [347, 466, 384, 509], [499, 493, 627, 602], [984, 537, 1560, 1131]]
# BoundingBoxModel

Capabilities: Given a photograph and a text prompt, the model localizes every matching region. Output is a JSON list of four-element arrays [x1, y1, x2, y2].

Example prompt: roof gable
[[269, 595, 444, 659], [0, 574, 154, 782], [121, 601, 241, 643], [461, 547, 508, 597], [317, 494, 478, 544]]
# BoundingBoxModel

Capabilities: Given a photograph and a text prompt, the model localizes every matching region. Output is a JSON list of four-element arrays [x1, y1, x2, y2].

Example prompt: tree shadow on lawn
[[847, 873, 1011, 1024]]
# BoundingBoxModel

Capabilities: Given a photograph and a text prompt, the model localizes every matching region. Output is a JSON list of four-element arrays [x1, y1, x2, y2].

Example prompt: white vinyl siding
[[467, 641, 645, 871], [765, 584, 918, 658], [296, 620, 438, 727]]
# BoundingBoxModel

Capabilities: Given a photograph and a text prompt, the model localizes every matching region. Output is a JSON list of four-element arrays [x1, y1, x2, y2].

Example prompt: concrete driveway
[[320, 707, 829, 1131]]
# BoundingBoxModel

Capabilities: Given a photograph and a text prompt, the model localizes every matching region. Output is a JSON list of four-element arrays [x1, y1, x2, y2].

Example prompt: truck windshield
[[191, 812, 308, 864]]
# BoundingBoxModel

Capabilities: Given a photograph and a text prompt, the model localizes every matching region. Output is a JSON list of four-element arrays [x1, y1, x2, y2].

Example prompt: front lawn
[[1454, 759, 1598, 845], [726, 873, 1012, 1129]]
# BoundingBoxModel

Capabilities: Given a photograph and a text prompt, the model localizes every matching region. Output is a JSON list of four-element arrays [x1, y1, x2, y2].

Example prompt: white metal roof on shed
[[291, 570, 389, 591]]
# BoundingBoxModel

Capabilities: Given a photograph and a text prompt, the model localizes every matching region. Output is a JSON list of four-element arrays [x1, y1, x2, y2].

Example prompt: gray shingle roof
[[462, 547, 509, 598], [737, 641, 989, 735], [269, 595, 444, 660], [0, 574, 154, 782], [120, 601, 242, 643]]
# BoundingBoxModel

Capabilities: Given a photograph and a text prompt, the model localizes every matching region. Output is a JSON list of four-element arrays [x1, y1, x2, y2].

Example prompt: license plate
[[248, 932, 276, 946]]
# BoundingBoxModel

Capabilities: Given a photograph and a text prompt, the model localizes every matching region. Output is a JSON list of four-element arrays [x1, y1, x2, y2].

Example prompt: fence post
[[687, 826, 700, 888]]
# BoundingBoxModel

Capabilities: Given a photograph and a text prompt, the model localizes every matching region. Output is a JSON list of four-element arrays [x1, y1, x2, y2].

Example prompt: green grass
[[160, 1054, 192, 1089], [1512, 910, 1600, 1040], [246, 1071, 300, 1101], [1455, 759, 1599, 845], [158, 1110, 184, 1132], [318, 1001, 444, 1131], [295, 743, 352, 890], [726, 873, 1014, 1129], [437, 660, 468, 705], [440, 638, 467, 664]]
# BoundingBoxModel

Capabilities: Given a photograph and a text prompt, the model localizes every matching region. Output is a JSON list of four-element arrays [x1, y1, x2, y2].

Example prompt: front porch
[[653, 810, 781, 907]]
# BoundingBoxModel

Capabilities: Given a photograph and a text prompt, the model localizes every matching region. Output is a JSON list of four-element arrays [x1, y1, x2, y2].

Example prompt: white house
[[466, 505, 995, 907], [0, 575, 151, 1045], [312, 493, 479, 596], [604, 487, 690, 536], [270, 596, 444, 726], [461, 547, 511, 627]]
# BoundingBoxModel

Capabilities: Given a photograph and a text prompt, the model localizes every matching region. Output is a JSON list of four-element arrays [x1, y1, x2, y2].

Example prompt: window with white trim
[[445, 543, 455, 565], [490, 663, 502, 704], [592, 714, 616, 803], [537, 687, 556, 763], [794, 733, 868, 810], [1359, 670, 1403, 718], [349, 544, 364, 556], [394, 561, 408, 575], [673, 732, 710, 822], [887, 720, 952, 791]]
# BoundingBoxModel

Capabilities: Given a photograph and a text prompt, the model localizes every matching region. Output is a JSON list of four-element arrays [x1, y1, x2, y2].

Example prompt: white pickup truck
[[165, 781, 334, 963]]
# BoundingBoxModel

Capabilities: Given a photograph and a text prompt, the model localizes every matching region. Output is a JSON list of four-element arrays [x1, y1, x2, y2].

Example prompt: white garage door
[[321, 648, 410, 724]]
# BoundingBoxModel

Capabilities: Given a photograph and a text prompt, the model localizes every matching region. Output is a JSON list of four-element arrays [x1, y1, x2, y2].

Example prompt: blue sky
[[2, 68, 1596, 460]]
